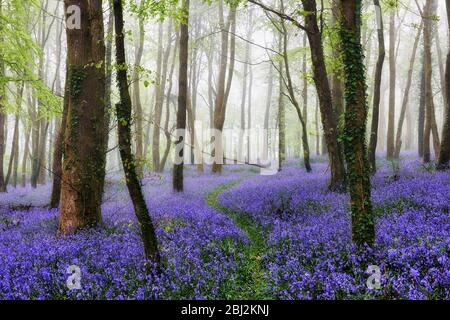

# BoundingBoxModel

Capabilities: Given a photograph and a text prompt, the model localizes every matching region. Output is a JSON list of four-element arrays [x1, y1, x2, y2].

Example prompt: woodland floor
[[0, 155, 449, 300]]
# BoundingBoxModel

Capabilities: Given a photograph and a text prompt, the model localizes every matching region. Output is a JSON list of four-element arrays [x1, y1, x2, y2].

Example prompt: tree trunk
[[4, 84, 23, 189], [331, 0, 344, 122], [418, 52, 425, 157], [368, 0, 385, 173], [59, 0, 107, 234], [338, 0, 374, 246], [423, 0, 438, 163], [159, 31, 179, 173], [133, 8, 145, 176], [152, 23, 164, 172], [173, 0, 189, 192], [301, 0, 345, 189], [239, 9, 252, 163], [153, 22, 173, 173], [50, 74, 69, 208], [263, 64, 273, 161], [437, 0, 450, 169], [212, 3, 236, 173], [21, 126, 30, 187], [280, 15, 311, 172], [278, 62, 286, 170], [393, 24, 422, 158], [386, 11, 396, 159], [113, 0, 161, 265], [0, 16, 5, 192]]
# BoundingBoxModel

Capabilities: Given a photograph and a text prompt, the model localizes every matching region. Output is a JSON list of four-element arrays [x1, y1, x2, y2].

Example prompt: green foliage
[[0, 0, 61, 118], [69, 66, 87, 100]]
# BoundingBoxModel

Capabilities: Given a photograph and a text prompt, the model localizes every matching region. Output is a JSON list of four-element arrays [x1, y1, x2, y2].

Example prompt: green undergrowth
[[206, 182, 274, 300]]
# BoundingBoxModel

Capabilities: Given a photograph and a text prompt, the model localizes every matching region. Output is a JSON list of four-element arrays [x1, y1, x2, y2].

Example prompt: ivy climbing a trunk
[[59, 0, 107, 234], [113, 0, 161, 265], [338, 0, 375, 246]]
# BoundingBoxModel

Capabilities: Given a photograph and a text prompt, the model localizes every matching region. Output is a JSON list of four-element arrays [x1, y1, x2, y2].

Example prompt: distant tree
[[212, 1, 237, 173], [393, 23, 422, 159], [250, 0, 345, 190]]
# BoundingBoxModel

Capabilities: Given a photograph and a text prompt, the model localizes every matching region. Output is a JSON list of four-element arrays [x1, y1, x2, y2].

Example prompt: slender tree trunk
[[368, 0, 385, 173], [153, 22, 173, 172], [212, 3, 236, 173], [280, 15, 311, 172], [152, 23, 164, 172], [173, 0, 189, 192], [0, 1, 6, 192], [133, 8, 145, 176], [50, 73, 69, 208], [4, 115, 19, 189], [278, 65, 286, 170], [4, 84, 23, 189], [393, 24, 422, 158], [301, 0, 345, 188], [159, 31, 179, 173], [113, 0, 160, 264], [423, 0, 437, 163], [437, 1, 450, 169], [59, 0, 107, 234], [386, 10, 396, 159], [338, 0, 374, 246], [21, 126, 30, 187], [331, 0, 344, 122], [263, 64, 273, 161], [315, 99, 320, 155], [239, 9, 252, 163], [418, 52, 426, 157]]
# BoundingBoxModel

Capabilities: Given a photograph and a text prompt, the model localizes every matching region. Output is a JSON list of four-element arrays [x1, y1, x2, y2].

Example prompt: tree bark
[[159, 31, 179, 173], [212, 2, 236, 173], [280, 15, 311, 172], [368, 0, 385, 173], [0, 1, 6, 192], [133, 7, 145, 176], [437, 0, 450, 169], [152, 23, 164, 172], [50, 72, 69, 208], [418, 52, 425, 157], [386, 10, 396, 159], [338, 0, 374, 246], [301, 0, 345, 189], [59, 0, 107, 234], [423, 0, 440, 163], [173, 0, 189, 192], [393, 24, 422, 159], [113, 0, 161, 265]]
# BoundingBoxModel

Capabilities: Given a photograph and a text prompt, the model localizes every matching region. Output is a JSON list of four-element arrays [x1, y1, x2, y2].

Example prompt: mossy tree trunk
[[338, 0, 375, 246], [59, 0, 107, 234], [113, 0, 161, 264]]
